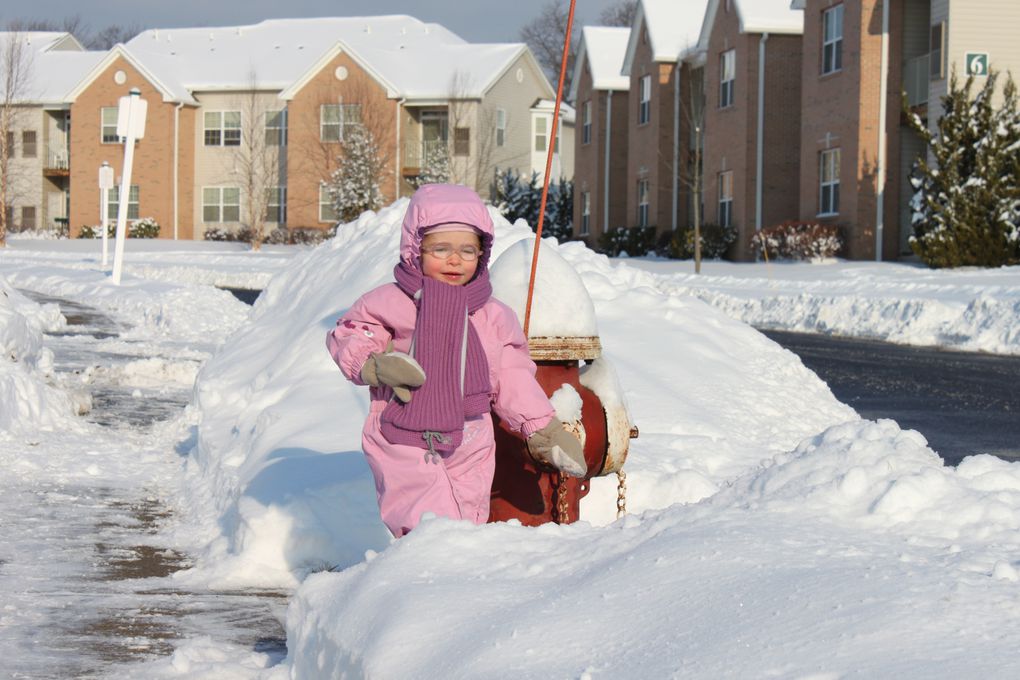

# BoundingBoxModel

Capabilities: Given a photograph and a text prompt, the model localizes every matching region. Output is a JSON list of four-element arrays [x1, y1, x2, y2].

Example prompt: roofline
[[64, 44, 192, 104], [568, 31, 588, 102], [46, 33, 86, 52], [482, 45, 554, 100], [620, 2, 646, 76], [277, 40, 399, 101]]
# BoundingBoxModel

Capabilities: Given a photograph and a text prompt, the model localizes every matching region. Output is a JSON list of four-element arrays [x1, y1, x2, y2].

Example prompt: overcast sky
[[5, 0, 625, 44]]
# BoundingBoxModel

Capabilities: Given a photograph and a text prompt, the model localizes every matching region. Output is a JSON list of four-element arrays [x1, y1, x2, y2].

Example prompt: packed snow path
[[0, 293, 286, 678]]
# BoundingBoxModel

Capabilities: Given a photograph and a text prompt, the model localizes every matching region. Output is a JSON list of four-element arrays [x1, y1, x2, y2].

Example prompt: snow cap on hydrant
[[490, 237, 598, 341], [399, 184, 494, 269]]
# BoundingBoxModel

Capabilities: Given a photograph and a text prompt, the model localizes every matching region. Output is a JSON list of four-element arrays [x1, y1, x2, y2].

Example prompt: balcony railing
[[403, 139, 448, 169], [903, 53, 930, 107], [46, 147, 69, 171]]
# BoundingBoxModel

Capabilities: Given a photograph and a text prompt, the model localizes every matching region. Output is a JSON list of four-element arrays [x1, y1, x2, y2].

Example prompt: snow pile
[[284, 418, 1020, 679], [0, 280, 81, 434], [638, 260, 1020, 354], [180, 200, 855, 587]]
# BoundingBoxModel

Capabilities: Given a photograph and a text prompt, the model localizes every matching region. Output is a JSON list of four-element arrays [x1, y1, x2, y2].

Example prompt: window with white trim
[[202, 187, 240, 222], [638, 75, 651, 124], [21, 206, 36, 230], [107, 185, 139, 220], [321, 104, 362, 142], [637, 179, 650, 227], [581, 191, 591, 236], [495, 108, 506, 147], [534, 116, 547, 152], [101, 107, 119, 143], [266, 186, 286, 223], [819, 148, 840, 215], [454, 127, 470, 156], [204, 111, 241, 146], [265, 109, 287, 146], [319, 184, 337, 222], [822, 5, 843, 75], [718, 171, 733, 227], [720, 50, 735, 108], [582, 100, 592, 145]]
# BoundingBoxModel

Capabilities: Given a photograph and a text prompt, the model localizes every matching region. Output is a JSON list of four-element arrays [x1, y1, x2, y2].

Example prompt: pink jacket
[[326, 184, 554, 438]]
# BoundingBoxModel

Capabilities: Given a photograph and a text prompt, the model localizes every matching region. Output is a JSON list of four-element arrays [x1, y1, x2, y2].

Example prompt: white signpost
[[111, 88, 147, 285], [98, 161, 114, 269]]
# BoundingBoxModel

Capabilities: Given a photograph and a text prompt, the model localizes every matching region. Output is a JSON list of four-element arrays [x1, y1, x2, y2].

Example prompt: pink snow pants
[[362, 407, 496, 537]]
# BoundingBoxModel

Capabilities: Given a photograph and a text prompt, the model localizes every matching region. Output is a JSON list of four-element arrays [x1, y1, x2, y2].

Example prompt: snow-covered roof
[[531, 99, 576, 124], [622, 0, 710, 74], [120, 16, 541, 102], [697, 0, 803, 56], [0, 32, 104, 105], [568, 26, 631, 102]]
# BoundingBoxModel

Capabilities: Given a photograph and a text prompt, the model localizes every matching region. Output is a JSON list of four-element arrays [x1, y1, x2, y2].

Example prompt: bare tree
[[599, 0, 640, 27], [445, 71, 503, 194], [680, 67, 706, 273], [0, 27, 34, 247], [231, 72, 282, 251], [519, 1, 579, 95], [88, 23, 142, 50]]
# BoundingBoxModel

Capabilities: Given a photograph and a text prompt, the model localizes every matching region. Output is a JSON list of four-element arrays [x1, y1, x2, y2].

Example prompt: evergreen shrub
[[661, 223, 738, 259], [598, 226, 657, 257]]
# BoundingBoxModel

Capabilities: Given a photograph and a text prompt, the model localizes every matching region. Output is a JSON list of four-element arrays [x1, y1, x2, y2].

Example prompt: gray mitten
[[526, 419, 587, 478], [360, 342, 426, 403]]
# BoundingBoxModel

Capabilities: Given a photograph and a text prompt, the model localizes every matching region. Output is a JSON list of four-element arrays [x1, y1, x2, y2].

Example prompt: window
[[202, 187, 240, 222], [204, 111, 241, 146], [582, 100, 592, 144], [321, 104, 362, 142], [720, 50, 735, 108], [638, 75, 651, 124], [495, 108, 506, 147], [454, 127, 470, 156], [580, 191, 591, 236], [102, 107, 119, 143], [534, 117, 547, 152], [265, 110, 287, 146], [108, 185, 140, 220], [637, 179, 650, 227], [319, 184, 337, 222], [819, 148, 840, 215], [21, 206, 36, 230], [930, 22, 946, 79], [5, 131, 13, 155], [718, 171, 733, 227], [266, 186, 286, 223], [822, 5, 843, 75], [21, 131, 36, 158]]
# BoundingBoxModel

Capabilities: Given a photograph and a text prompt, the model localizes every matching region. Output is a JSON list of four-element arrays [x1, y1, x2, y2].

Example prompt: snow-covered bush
[[78, 218, 160, 239], [491, 168, 573, 242], [907, 70, 1020, 268], [204, 225, 294, 244], [750, 221, 843, 260], [327, 125, 385, 224]]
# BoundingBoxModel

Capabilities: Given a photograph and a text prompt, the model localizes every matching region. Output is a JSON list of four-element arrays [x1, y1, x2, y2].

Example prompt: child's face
[[420, 231, 482, 286]]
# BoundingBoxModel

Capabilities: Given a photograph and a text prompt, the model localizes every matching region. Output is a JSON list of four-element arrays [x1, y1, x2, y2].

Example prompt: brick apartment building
[[569, 26, 630, 248], [5, 16, 575, 240], [701, 0, 803, 260]]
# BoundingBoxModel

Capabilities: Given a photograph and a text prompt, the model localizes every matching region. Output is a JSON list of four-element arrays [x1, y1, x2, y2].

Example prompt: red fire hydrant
[[488, 238, 635, 526]]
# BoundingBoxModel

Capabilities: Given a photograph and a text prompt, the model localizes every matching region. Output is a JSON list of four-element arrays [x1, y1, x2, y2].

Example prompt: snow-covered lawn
[[2, 218, 1020, 678]]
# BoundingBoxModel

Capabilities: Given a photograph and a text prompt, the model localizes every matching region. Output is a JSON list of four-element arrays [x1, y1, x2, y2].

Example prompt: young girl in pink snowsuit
[[326, 184, 585, 537]]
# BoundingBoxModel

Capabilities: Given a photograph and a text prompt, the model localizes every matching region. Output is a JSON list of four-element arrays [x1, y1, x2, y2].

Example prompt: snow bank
[[180, 200, 854, 588], [0, 280, 82, 434], [285, 418, 1020, 679], [640, 260, 1020, 354]]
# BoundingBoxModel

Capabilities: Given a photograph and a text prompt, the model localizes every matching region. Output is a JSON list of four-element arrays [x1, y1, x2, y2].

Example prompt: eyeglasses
[[421, 244, 481, 261]]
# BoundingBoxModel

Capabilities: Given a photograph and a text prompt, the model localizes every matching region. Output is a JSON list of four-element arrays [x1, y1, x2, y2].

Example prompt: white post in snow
[[98, 161, 114, 269], [111, 88, 148, 286]]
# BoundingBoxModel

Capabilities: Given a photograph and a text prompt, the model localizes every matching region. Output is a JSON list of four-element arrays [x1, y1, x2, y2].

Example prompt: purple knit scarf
[[380, 261, 493, 458]]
